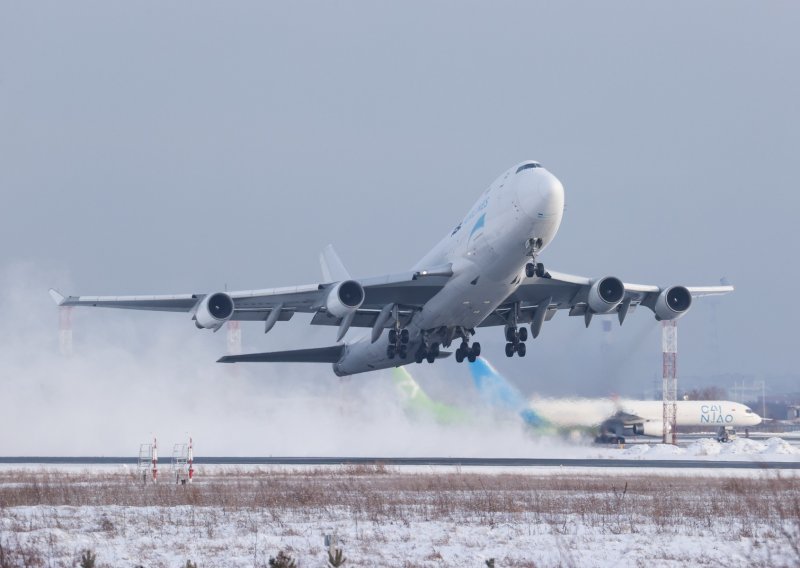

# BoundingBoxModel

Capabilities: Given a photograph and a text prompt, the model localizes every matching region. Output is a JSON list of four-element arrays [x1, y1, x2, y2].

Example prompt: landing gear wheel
[[388, 329, 398, 344], [506, 327, 517, 342], [505, 343, 515, 357], [471, 342, 481, 357], [426, 352, 436, 364], [517, 342, 526, 357], [455, 348, 464, 363], [398, 345, 408, 359], [518, 327, 528, 342], [400, 329, 410, 344], [525, 263, 535, 278], [387, 345, 396, 359], [535, 262, 546, 278], [467, 351, 477, 363], [415, 353, 424, 364]]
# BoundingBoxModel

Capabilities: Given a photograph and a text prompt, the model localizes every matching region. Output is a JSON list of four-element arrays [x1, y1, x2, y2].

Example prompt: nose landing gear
[[524, 237, 550, 278], [525, 262, 547, 278]]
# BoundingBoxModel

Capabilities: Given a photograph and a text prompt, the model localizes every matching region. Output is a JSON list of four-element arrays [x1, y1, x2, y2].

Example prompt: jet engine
[[326, 280, 365, 318], [632, 421, 665, 437], [587, 276, 625, 314], [654, 286, 692, 320], [194, 292, 235, 330]]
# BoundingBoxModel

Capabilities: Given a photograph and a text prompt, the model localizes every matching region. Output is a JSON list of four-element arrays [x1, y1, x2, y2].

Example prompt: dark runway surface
[[0, 456, 797, 469]]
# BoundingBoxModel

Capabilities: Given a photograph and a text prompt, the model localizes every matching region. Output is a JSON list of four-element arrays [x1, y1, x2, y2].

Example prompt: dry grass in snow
[[0, 465, 798, 567]]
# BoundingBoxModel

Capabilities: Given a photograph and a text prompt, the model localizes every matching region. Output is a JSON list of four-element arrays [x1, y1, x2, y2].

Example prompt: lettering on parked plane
[[700, 404, 733, 424]]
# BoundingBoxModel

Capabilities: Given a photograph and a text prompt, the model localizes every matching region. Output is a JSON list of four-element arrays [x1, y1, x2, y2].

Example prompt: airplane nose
[[517, 171, 565, 221]]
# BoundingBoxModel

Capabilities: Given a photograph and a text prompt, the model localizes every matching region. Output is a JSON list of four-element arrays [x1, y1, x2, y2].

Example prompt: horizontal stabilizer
[[217, 345, 345, 364]]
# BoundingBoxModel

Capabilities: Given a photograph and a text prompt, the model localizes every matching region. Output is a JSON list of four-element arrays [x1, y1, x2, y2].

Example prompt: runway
[[0, 456, 797, 469]]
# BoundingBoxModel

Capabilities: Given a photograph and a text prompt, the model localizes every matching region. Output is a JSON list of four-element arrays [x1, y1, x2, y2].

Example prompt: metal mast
[[662, 320, 678, 445]]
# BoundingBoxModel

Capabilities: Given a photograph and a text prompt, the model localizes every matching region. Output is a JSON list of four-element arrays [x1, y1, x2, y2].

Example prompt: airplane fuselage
[[334, 163, 565, 375], [529, 398, 763, 433]]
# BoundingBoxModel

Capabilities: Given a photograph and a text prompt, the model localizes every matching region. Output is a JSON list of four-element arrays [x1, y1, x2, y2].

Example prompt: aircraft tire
[[518, 327, 528, 342], [455, 348, 464, 363], [505, 343, 515, 357], [517, 342, 526, 357], [472, 342, 481, 356], [535, 262, 546, 277], [467, 352, 477, 363], [525, 263, 535, 277]]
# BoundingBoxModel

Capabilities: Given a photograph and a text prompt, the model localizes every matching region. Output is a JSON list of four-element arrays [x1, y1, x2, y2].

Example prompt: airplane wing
[[49, 266, 453, 330], [482, 270, 733, 330]]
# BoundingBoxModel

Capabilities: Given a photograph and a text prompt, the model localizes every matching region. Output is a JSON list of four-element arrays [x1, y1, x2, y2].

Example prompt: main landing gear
[[504, 326, 527, 357], [454, 340, 480, 363], [415, 342, 440, 364], [386, 328, 410, 359]]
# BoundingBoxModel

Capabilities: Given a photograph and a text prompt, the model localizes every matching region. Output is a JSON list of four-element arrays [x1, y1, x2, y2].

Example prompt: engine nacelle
[[654, 286, 692, 320], [632, 421, 666, 437], [194, 292, 234, 330], [587, 276, 625, 314], [326, 280, 365, 319]]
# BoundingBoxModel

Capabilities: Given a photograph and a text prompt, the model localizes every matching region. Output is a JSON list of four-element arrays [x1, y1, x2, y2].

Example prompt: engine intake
[[195, 292, 234, 330], [326, 280, 365, 319], [654, 286, 692, 320], [587, 276, 625, 314], [633, 421, 668, 437]]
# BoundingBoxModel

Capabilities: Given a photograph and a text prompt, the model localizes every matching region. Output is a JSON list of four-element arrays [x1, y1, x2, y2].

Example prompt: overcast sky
[[2, 2, 799, 419]]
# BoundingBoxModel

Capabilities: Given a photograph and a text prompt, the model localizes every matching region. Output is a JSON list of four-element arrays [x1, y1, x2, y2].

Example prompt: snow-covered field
[[1, 464, 799, 567], [594, 436, 800, 461]]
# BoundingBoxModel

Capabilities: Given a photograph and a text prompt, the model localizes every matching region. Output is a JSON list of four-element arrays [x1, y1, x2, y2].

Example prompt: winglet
[[49, 289, 65, 306]]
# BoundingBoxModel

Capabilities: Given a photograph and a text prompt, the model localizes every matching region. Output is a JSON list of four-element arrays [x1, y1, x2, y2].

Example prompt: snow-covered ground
[[594, 436, 800, 461], [1, 465, 798, 567]]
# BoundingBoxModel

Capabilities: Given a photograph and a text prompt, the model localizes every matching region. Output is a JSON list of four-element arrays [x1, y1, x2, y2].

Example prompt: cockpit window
[[745, 409, 752, 414], [516, 162, 541, 174]]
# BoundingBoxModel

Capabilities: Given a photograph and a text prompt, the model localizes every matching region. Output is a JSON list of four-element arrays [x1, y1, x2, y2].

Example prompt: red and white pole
[[188, 436, 194, 483], [152, 437, 158, 483]]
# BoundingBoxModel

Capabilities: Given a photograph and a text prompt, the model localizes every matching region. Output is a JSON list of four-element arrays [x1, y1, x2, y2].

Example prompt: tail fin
[[468, 357, 527, 411], [320, 244, 351, 282], [392, 367, 469, 425], [468, 357, 547, 427]]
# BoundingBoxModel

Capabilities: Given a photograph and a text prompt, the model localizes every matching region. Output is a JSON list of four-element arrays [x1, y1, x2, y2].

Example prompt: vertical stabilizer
[[320, 244, 351, 282], [468, 358, 547, 427]]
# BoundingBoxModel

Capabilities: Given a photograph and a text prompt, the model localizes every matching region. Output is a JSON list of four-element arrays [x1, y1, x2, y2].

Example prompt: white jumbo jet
[[50, 161, 733, 376]]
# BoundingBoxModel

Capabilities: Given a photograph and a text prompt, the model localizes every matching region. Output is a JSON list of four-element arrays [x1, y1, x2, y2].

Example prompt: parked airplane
[[50, 160, 732, 376], [469, 357, 762, 442]]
